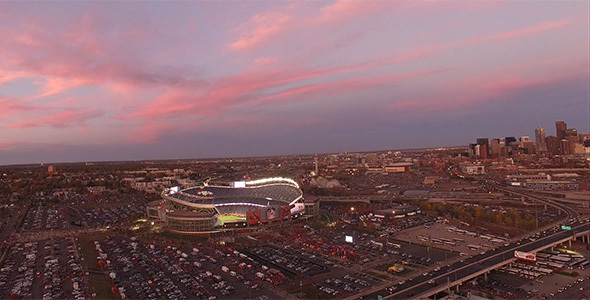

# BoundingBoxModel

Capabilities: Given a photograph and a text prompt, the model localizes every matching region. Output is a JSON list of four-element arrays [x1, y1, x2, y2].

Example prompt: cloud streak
[[7, 108, 105, 129]]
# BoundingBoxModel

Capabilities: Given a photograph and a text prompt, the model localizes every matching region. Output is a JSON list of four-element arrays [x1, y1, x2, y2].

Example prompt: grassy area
[[555, 270, 580, 277], [375, 263, 391, 272], [234, 236, 251, 244], [219, 215, 246, 222], [75, 234, 114, 299], [374, 262, 413, 275], [396, 266, 413, 277], [366, 271, 389, 280], [88, 273, 115, 300]]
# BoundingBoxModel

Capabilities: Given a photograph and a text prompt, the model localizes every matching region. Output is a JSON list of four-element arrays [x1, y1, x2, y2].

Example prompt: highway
[[354, 185, 589, 300], [356, 220, 590, 300], [491, 184, 579, 219]]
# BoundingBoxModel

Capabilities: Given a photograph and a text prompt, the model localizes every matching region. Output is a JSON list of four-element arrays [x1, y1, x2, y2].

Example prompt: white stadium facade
[[147, 177, 306, 234]]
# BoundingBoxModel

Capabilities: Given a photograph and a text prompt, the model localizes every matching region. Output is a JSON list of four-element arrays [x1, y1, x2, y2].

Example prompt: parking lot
[[242, 246, 329, 278], [0, 237, 89, 300], [315, 272, 379, 297], [94, 235, 288, 300], [396, 222, 507, 254], [471, 269, 590, 299], [20, 205, 69, 232], [69, 204, 146, 228]]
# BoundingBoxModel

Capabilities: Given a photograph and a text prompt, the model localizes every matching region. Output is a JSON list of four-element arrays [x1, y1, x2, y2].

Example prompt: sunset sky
[[0, 1, 588, 165]]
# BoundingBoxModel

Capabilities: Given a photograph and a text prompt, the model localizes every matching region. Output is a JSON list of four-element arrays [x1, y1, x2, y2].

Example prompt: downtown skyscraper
[[535, 127, 547, 152]]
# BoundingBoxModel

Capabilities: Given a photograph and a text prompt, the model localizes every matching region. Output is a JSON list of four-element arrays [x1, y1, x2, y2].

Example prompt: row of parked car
[[316, 273, 376, 296], [0, 237, 89, 300], [21, 206, 69, 231], [76, 204, 145, 228]]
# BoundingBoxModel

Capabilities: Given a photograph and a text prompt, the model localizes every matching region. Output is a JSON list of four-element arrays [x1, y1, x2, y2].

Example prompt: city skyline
[[0, 1, 588, 165]]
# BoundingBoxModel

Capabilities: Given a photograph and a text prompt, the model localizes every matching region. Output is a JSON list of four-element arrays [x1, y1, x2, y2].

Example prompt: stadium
[[147, 177, 306, 234]]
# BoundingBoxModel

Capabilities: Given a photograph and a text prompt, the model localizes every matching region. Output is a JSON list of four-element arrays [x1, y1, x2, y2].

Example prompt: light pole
[[535, 200, 538, 230]]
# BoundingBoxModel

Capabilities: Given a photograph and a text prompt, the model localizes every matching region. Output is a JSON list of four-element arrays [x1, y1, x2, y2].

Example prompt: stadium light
[[246, 177, 299, 189]]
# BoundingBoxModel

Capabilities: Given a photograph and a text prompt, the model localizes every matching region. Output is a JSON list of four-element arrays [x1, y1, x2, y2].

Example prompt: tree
[[366, 221, 376, 233], [475, 207, 483, 219], [504, 216, 513, 226], [495, 212, 504, 224]]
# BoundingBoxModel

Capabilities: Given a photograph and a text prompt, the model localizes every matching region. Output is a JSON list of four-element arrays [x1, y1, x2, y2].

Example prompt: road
[[352, 220, 589, 300], [353, 184, 589, 300], [491, 184, 579, 219], [0, 206, 28, 253]]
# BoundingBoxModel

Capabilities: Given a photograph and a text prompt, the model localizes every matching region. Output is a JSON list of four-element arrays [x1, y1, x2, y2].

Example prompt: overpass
[[371, 220, 590, 299], [490, 184, 579, 219], [409, 221, 589, 299], [351, 185, 589, 300]]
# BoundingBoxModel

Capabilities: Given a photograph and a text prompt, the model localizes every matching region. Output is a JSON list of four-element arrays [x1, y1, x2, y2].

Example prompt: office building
[[546, 136, 560, 155], [556, 121, 567, 140], [366, 153, 379, 167], [560, 139, 570, 155], [505, 137, 517, 147], [522, 141, 536, 154], [490, 138, 501, 158], [565, 128, 578, 137], [476, 138, 489, 159], [47, 165, 57, 175], [535, 127, 547, 152]]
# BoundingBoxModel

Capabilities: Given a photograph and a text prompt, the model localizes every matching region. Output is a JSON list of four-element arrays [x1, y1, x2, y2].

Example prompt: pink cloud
[[228, 0, 421, 52], [125, 92, 202, 120], [0, 142, 23, 151], [36, 77, 93, 98], [130, 121, 180, 143], [118, 47, 437, 126], [386, 71, 584, 116], [0, 97, 35, 120], [386, 94, 481, 116], [483, 74, 580, 93], [258, 67, 454, 104], [424, 18, 577, 53], [317, 0, 405, 23], [467, 19, 573, 44], [7, 108, 105, 129], [230, 11, 294, 50], [252, 56, 279, 66], [0, 68, 27, 86]]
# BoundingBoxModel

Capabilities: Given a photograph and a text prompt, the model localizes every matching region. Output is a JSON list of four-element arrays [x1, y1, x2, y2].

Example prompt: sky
[[0, 1, 588, 165]]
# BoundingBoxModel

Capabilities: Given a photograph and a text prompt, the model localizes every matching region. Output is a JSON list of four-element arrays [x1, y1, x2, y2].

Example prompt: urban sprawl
[[1, 120, 589, 300]]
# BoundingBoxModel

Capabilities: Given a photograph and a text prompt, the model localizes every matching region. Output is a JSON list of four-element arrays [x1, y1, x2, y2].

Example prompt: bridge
[[390, 220, 590, 299], [350, 185, 589, 300]]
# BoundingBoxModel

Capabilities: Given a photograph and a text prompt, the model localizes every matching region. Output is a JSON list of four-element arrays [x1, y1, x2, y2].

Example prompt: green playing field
[[218, 215, 246, 223]]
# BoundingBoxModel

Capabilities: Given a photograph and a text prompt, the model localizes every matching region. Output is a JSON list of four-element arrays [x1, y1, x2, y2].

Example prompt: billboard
[[514, 251, 536, 262], [280, 206, 291, 220], [291, 203, 305, 214], [247, 210, 261, 226], [267, 208, 277, 220], [233, 181, 246, 188]]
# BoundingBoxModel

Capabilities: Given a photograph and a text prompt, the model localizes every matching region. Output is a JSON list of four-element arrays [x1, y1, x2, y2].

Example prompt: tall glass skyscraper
[[535, 127, 547, 152]]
